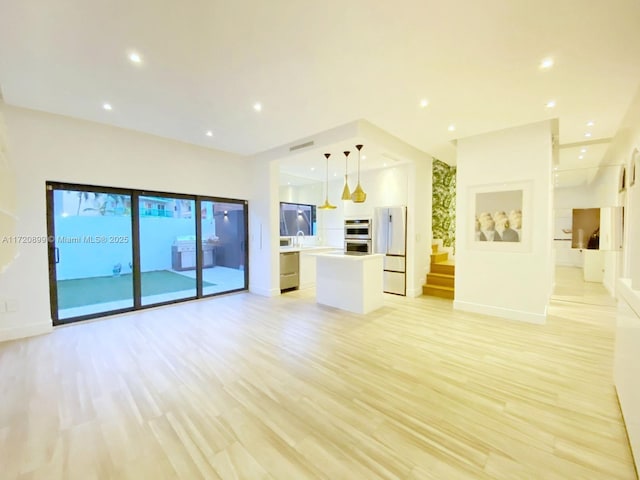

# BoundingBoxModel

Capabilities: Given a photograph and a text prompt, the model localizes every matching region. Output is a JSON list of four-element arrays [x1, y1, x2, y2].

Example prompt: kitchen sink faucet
[[295, 230, 305, 247]]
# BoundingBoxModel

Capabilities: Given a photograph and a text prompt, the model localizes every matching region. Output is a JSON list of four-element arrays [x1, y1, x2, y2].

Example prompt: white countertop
[[315, 252, 384, 261], [279, 246, 340, 253]]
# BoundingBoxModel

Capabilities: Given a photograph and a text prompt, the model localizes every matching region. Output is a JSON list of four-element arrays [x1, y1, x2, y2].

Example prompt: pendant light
[[341, 150, 351, 200], [351, 144, 367, 203], [318, 153, 337, 210]]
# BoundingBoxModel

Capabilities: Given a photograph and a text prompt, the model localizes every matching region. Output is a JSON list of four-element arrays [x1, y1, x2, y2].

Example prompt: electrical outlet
[[5, 299, 18, 312]]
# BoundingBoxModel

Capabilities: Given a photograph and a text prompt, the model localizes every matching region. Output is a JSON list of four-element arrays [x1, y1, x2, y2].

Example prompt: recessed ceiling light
[[205, 130, 213, 137], [128, 52, 142, 64], [539, 57, 554, 69], [554, 166, 558, 170], [333, 172, 337, 176], [287, 182, 291, 185], [362, 155, 367, 160], [586, 120, 595, 127], [310, 167, 315, 171], [545, 100, 556, 108], [253, 102, 262, 112], [448, 124, 456, 132], [579, 155, 584, 160], [102, 103, 112, 111], [584, 132, 592, 138], [580, 148, 587, 153], [419, 99, 429, 108]]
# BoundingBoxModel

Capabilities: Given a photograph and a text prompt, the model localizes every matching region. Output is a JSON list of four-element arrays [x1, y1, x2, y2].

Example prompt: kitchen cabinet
[[280, 251, 299, 291], [583, 249, 604, 282]]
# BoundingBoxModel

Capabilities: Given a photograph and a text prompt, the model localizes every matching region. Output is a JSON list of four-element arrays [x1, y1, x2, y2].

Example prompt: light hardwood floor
[[0, 267, 636, 479]]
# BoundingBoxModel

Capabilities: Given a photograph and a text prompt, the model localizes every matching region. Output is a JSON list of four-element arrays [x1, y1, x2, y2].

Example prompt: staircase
[[423, 242, 455, 299]]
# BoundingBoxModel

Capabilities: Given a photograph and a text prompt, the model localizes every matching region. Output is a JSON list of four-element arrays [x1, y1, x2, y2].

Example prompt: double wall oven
[[344, 218, 372, 255]]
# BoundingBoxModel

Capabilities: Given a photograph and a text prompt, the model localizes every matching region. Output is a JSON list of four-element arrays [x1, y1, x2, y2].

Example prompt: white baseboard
[[453, 300, 546, 324], [603, 280, 615, 297], [248, 285, 281, 297], [0, 321, 52, 343], [406, 286, 423, 298]]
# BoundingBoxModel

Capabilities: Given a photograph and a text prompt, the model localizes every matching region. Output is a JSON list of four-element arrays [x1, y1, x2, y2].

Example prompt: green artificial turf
[[57, 270, 214, 309]]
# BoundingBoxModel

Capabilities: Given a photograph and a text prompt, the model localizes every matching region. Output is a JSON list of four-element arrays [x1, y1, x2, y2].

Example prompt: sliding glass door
[[48, 185, 134, 322], [139, 194, 197, 306], [47, 183, 249, 325], [200, 199, 247, 295]]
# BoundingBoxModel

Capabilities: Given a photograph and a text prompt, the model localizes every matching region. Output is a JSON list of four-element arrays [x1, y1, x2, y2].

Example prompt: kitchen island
[[315, 252, 384, 314]]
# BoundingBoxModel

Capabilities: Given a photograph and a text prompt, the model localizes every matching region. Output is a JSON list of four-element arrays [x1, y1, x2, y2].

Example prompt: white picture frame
[[468, 181, 532, 253]]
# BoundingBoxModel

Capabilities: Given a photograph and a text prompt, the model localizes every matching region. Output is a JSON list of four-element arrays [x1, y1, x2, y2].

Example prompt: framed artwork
[[468, 181, 532, 252]]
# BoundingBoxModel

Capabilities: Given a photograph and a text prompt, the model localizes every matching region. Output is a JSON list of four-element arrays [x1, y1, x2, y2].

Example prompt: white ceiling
[[1, 0, 639, 170], [279, 138, 410, 185]]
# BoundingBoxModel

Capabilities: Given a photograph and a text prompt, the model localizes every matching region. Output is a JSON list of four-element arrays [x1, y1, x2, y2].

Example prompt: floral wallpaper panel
[[432, 159, 456, 251]]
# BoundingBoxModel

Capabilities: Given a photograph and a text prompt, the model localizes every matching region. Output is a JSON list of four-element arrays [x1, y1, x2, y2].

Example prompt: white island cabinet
[[315, 252, 384, 314], [299, 247, 338, 289]]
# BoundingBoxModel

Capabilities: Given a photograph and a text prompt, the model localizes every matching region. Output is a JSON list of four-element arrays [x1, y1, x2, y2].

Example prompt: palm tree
[[76, 191, 90, 215]]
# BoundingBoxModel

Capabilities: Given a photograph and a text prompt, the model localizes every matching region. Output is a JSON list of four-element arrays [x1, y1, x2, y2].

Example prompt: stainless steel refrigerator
[[373, 206, 407, 295]]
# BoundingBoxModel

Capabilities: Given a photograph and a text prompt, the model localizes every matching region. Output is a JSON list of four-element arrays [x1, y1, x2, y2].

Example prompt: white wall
[[0, 105, 250, 341], [406, 158, 432, 297], [248, 158, 280, 297], [610, 85, 640, 475], [602, 86, 640, 287], [0, 109, 17, 273], [455, 120, 554, 324]]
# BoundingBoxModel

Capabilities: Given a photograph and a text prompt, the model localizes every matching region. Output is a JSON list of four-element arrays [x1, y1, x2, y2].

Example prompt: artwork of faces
[[474, 190, 523, 242]]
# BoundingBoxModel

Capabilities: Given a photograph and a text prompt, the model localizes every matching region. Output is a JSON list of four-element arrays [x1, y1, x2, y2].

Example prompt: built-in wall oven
[[344, 238, 372, 255], [344, 218, 372, 255], [344, 218, 371, 239]]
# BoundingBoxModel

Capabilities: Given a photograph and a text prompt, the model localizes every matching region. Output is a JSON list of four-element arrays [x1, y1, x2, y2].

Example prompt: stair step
[[427, 272, 455, 288], [430, 252, 448, 263], [431, 244, 438, 254], [431, 262, 455, 275], [422, 284, 454, 299]]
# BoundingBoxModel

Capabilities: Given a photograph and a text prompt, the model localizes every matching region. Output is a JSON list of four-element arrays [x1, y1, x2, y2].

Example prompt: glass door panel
[[50, 187, 134, 321], [200, 200, 247, 296], [139, 195, 197, 305]]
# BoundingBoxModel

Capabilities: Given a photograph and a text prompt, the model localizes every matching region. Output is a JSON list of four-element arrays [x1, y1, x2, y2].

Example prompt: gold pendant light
[[341, 150, 351, 200], [351, 144, 367, 203], [318, 153, 337, 210]]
